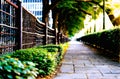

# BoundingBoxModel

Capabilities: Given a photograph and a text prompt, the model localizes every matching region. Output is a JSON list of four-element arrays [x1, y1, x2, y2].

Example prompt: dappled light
[[73, 0, 120, 38]]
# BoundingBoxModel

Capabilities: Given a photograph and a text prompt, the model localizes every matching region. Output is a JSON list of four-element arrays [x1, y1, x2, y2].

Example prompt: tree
[[42, 0, 104, 37], [56, 0, 105, 37]]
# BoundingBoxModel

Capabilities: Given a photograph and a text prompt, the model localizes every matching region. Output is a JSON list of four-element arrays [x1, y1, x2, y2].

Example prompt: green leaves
[[0, 57, 38, 79], [56, 0, 105, 37], [11, 45, 63, 76], [57, 0, 77, 10]]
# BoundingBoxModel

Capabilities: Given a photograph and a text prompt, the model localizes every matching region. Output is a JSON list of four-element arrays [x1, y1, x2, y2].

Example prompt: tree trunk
[[42, 0, 49, 24], [52, 8, 59, 29]]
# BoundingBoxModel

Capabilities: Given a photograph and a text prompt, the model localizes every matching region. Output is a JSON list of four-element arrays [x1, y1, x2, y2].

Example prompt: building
[[21, 0, 53, 27], [21, 0, 43, 21]]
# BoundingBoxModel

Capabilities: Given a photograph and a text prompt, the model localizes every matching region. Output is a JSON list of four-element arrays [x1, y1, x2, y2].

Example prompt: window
[[23, 0, 27, 2], [11, 0, 18, 5], [23, 0, 42, 3], [34, 0, 42, 2], [37, 17, 42, 21], [34, 11, 42, 16]]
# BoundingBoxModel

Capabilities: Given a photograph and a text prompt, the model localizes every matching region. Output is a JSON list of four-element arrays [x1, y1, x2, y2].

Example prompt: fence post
[[63, 35, 65, 43], [117, 31, 120, 62], [55, 28, 57, 44], [15, 1, 22, 50], [61, 33, 63, 43], [58, 33, 62, 44], [119, 51, 120, 63], [44, 23, 48, 45], [57, 33, 59, 44], [59, 33, 61, 44]]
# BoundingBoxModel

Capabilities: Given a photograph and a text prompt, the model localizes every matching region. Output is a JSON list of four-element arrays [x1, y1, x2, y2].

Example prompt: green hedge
[[12, 48, 57, 76], [80, 28, 120, 56], [0, 44, 64, 78], [36, 44, 63, 64]]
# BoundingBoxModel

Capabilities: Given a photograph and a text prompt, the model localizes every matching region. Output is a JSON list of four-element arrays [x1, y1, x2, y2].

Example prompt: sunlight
[[71, 0, 119, 40], [79, 12, 113, 36], [108, 0, 120, 18], [113, 9, 120, 18], [112, 0, 120, 3]]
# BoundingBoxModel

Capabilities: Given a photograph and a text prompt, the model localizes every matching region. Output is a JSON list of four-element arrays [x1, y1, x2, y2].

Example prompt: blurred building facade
[[21, 0, 43, 21], [21, 0, 53, 27]]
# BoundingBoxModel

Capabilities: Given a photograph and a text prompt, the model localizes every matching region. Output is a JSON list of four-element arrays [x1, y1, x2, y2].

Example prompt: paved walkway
[[54, 41, 120, 79]]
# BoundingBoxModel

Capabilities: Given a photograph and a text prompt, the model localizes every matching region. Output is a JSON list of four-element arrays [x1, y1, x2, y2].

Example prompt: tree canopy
[[56, 0, 104, 37], [43, 0, 110, 37]]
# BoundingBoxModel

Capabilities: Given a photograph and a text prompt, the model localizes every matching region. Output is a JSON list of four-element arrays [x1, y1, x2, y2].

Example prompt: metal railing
[[22, 8, 69, 49], [0, 1, 69, 54]]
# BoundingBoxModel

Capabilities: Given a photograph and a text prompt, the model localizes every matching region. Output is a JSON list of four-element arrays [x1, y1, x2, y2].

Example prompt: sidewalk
[[54, 41, 120, 79]]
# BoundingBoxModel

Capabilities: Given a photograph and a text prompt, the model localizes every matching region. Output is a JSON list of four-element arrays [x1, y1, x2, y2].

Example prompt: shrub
[[80, 28, 120, 56], [0, 56, 38, 79], [0, 44, 67, 77], [37, 44, 63, 53], [36, 45, 63, 64], [11, 48, 57, 76]]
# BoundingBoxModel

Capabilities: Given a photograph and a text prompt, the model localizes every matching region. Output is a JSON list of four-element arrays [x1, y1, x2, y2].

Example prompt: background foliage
[[57, 0, 103, 37]]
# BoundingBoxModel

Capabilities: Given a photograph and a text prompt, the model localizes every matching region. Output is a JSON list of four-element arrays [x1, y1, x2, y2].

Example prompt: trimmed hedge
[[36, 44, 63, 64], [12, 48, 57, 76], [79, 28, 120, 56], [0, 44, 67, 78]]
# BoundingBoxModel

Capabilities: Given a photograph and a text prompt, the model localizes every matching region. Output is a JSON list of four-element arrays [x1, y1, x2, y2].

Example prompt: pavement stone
[[60, 64, 74, 73], [55, 73, 87, 79], [54, 41, 120, 79]]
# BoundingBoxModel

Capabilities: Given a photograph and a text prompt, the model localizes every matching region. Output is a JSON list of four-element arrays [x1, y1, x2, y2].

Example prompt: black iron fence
[[0, 0, 69, 54], [0, 0, 19, 54], [22, 8, 69, 49]]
